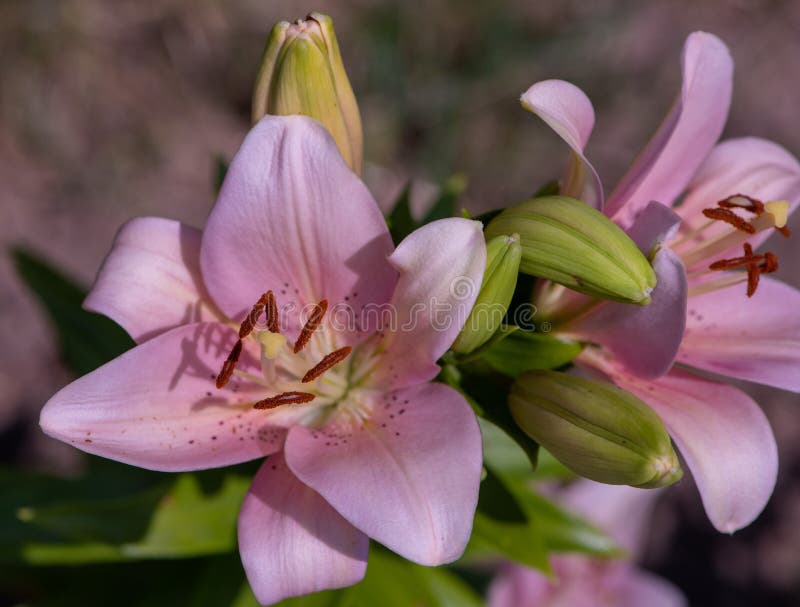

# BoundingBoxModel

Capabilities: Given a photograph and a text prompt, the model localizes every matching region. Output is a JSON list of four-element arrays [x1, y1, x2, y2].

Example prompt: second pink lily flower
[[523, 31, 800, 532]]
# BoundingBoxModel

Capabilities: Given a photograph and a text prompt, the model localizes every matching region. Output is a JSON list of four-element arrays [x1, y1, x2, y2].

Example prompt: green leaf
[[272, 548, 483, 607], [21, 474, 247, 564], [457, 367, 540, 470], [1, 460, 253, 565], [482, 330, 583, 378], [11, 247, 134, 375], [511, 486, 619, 556], [464, 468, 549, 572], [387, 185, 416, 245], [533, 179, 560, 197], [420, 174, 465, 224], [214, 155, 229, 194]]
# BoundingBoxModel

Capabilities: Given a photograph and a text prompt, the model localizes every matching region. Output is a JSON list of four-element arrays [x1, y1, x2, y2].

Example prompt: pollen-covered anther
[[239, 291, 271, 338], [294, 299, 329, 353], [701, 207, 756, 234], [708, 243, 779, 297], [216, 339, 243, 389], [717, 194, 765, 214], [253, 391, 316, 409], [264, 290, 280, 333], [302, 346, 352, 383]]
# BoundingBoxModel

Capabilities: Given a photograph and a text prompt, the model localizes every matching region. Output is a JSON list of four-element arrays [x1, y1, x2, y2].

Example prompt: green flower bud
[[509, 370, 682, 488], [252, 13, 363, 173], [453, 234, 522, 354], [485, 196, 657, 305]]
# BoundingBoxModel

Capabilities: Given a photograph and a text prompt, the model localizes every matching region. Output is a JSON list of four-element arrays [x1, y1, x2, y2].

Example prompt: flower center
[[215, 290, 355, 413], [671, 194, 790, 298]]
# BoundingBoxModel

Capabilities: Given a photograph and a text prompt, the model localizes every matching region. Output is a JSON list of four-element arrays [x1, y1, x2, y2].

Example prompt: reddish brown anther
[[702, 207, 756, 234], [264, 291, 280, 333], [253, 391, 316, 409], [718, 194, 765, 215], [302, 346, 352, 383], [708, 243, 779, 298], [216, 339, 243, 389], [294, 299, 329, 353], [239, 292, 270, 338]]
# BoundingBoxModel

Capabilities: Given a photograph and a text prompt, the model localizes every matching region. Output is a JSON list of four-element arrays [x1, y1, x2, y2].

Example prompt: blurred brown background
[[2, 0, 799, 604]]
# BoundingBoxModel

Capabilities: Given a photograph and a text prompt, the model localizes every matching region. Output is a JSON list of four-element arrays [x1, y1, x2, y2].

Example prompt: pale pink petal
[[200, 115, 396, 341], [39, 322, 299, 471], [620, 570, 688, 607], [624, 201, 682, 254], [84, 218, 219, 343], [676, 137, 800, 256], [363, 218, 486, 390], [238, 454, 368, 605], [520, 79, 603, 208], [680, 277, 800, 392], [488, 565, 550, 607], [560, 481, 660, 556], [604, 365, 777, 533], [608, 32, 733, 225], [564, 247, 687, 379], [285, 382, 482, 565]]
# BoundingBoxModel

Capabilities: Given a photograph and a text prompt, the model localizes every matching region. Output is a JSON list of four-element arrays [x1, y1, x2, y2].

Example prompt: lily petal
[[84, 218, 218, 343], [676, 137, 800, 257], [608, 32, 733, 226], [520, 79, 603, 208], [605, 365, 777, 533], [238, 454, 368, 606], [285, 382, 482, 565], [561, 481, 660, 556], [680, 277, 800, 392], [564, 204, 687, 379], [488, 565, 549, 607], [364, 218, 486, 390], [40, 323, 297, 471], [200, 115, 396, 340], [621, 571, 688, 607]]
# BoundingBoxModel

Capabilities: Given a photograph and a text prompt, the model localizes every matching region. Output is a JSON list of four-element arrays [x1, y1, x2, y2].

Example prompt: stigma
[[215, 290, 353, 410]]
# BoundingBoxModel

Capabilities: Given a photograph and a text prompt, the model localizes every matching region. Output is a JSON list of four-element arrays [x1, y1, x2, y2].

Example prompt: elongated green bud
[[509, 370, 682, 488], [485, 196, 656, 305], [253, 13, 363, 173], [453, 234, 522, 354]]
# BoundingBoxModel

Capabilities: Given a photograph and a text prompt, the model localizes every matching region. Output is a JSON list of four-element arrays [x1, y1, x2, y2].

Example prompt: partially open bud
[[485, 196, 657, 305], [509, 370, 682, 488], [453, 234, 522, 354], [252, 13, 363, 173]]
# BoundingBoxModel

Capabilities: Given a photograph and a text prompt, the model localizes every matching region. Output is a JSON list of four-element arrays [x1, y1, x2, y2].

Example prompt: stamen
[[239, 292, 270, 338], [294, 299, 328, 353], [718, 194, 765, 215], [265, 291, 280, 333], [707, 243, 779, 298], [701, 207, 756, 234], [253, 391, 316, 409], [216, 339, 243, 389], [302, 346, 352, 383]]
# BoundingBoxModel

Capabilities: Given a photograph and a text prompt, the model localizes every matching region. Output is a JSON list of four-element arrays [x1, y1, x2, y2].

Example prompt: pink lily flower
[[488, 481, 687, 607], [39, 115, 487, 604], [522, 32, 800, 531]]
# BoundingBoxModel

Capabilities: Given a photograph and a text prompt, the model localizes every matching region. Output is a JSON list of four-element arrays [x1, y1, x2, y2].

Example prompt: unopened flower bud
[[252, 13, 363, 173], [509, 370, 682, 488], [485, 196, 657, 305], [453, 234, 522, 354]]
